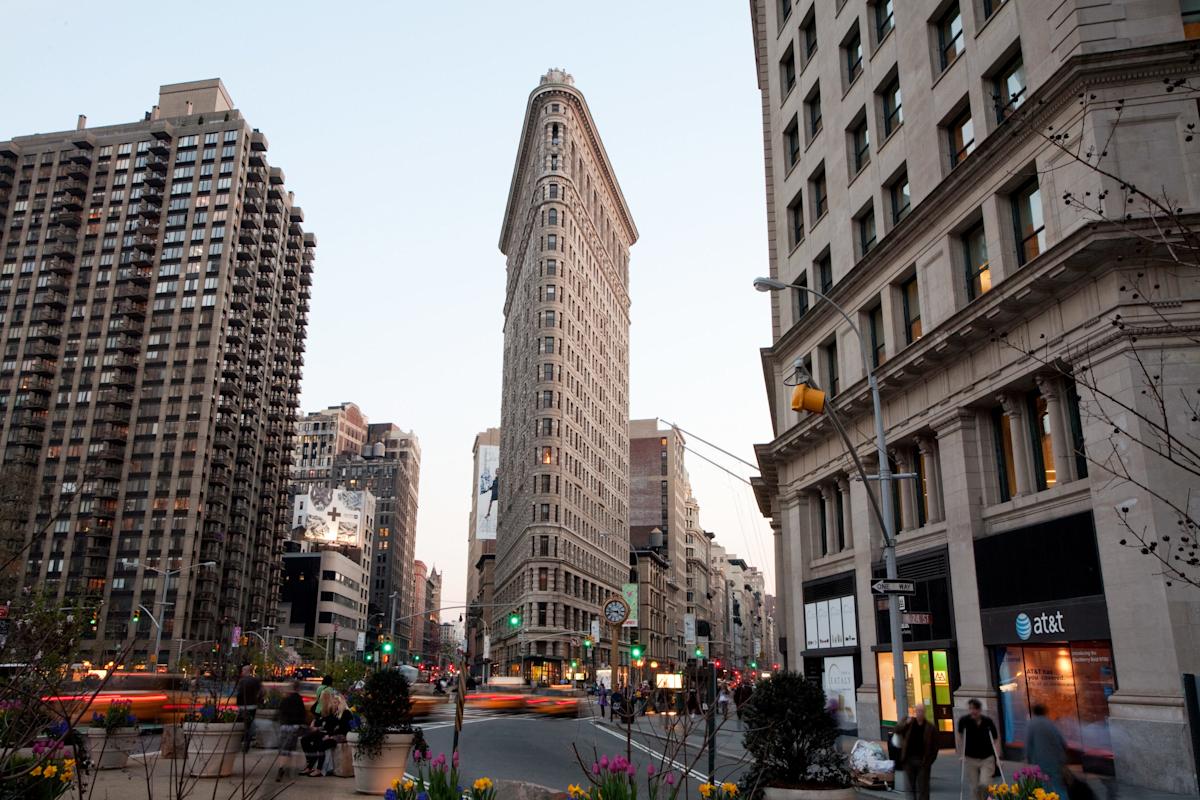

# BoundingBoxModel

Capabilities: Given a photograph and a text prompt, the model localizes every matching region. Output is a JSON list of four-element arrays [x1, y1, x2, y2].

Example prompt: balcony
[[112, 300, 146, 318], [65, 161, 90, 181], [137, 202, 161, 220], [130, 234, 156, 252], [11, 410, 48, 430], [30, 308, 64, 326], [54, 193, 83, 212], [251, 131, 268, 152], [94, 443, 126, 463], [68, 146, 93, 166], [50, 211, 82, 228], [43, 256, 73, 275], [16, 374, 53, 393], [45, 225, 76, 243], [140, 187, 163, 206], [106, 333, 140, 353], [236, 245, 257, 261], [93, 423, 129, 443], [23, 357, 57, 375], [142, 171, 165, 188], [107, 318, 142, 335], [238, 228, 260, 246], [117, 265, 152, 283], [98, 388, 133, 406], [33, 290, 67, 308], [115, 283, 148, 301], [43, 242, 76, 261], [6, 429, 44, 448], [58, 179, 86, 197], [144, 153, 168, 173]]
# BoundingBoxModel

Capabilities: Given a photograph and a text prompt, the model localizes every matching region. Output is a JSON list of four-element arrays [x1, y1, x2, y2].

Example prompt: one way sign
[[872, 579, 916, 595]]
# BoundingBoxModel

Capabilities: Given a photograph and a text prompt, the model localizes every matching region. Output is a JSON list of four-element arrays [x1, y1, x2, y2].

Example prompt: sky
[[1, 1, 778, 609]]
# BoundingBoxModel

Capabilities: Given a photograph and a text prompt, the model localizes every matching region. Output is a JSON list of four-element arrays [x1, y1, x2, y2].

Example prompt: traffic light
[[694, 647, 703, 658], [570, 659, 577, 668], [714, 659, 722, 669], [364, 652, 374, 663], [131, 610, 140, 624], [382, 639, 394, 654], [412, 654, 421, 662], [583, 638, 592, 649], [508, 612, 521, 627], [750, 660, 758, 669], [791, 384, 826, 414], [630, 644, 643, 660]]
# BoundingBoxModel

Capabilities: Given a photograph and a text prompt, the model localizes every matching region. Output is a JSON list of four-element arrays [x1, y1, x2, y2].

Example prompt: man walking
[[957, 699, 1000, 800], [234, 664, 264, 753], [897, 703, 939, 800], [1025, 704, 1068, 797]]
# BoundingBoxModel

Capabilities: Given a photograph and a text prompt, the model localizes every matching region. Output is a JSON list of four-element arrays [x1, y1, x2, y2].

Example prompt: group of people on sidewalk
[[896, 698, 1091, 800], [233, 666, 354, 782], [595, 680, 754, 725]]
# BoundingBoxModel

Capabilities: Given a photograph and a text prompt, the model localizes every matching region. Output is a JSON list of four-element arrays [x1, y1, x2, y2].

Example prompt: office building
[[0, 79, 313, 665], [465, 427, 501, 676], [749, 1, 1200, 789], [492, 69, 638, 683], [291, 402, 368, 484]]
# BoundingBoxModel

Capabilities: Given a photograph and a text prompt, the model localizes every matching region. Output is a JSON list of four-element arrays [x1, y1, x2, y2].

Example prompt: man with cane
[[956, 699, 1002, 800]]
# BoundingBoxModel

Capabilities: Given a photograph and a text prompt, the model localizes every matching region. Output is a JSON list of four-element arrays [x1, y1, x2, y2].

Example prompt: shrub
[[354, 669, 418, 760], [739, 673, 851, 796]]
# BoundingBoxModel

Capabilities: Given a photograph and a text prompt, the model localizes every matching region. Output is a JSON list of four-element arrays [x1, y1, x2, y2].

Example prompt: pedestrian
[[312, 674, 334, 716], [717, 684, 731, 720], [598, 683, 608, 718], [234, 664, 264, 753], [897, 703, 938, 800], [611, 685, 625, 723], [275, 680, 307, 782], [956, 699, 1000, 800], [1024, 704, 1068, 797]]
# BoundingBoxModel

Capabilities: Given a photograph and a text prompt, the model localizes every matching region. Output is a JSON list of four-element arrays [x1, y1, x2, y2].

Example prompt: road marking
[[591, 721, 710, 783]]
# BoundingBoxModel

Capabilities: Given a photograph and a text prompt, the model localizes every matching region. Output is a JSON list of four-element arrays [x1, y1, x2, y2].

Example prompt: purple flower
[[385, 790, 397, 800], [665, 773, 677, 787], [592, 762, 601, 776], [647, 764, 656, 777], [600, 756, 609, 770], [626, 764, 637, 778]]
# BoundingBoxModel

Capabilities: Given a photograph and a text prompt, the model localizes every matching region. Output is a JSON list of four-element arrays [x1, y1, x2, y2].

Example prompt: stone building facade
[[465, 427, 501, 676], [492, 69, 638, 683], [749, 0, 1200, 790], [0, 79, 312, 666]]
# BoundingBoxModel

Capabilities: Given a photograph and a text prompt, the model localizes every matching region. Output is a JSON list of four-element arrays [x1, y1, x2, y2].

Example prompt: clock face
[[604, 598, 628, 624]]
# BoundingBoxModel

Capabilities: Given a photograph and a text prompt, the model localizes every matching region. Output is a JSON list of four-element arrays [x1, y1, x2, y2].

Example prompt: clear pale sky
[[1, 1, 777, 610]]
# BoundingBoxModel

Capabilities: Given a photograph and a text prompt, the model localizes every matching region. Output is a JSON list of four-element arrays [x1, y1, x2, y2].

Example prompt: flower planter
[[763, 788, 857, 800], [183, 721, 240, 778], [347, 731, 414, 795], [84, 726, 140, 769]]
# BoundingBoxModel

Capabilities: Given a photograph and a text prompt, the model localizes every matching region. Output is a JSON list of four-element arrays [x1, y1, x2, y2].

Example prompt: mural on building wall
[[475, 445, 500, 540], [297, 487, 366, 547]]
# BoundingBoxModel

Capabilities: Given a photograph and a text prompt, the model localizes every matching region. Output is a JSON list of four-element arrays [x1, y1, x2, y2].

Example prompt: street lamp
[[126, 559, 217, 669], [753, 275, 910, 741]]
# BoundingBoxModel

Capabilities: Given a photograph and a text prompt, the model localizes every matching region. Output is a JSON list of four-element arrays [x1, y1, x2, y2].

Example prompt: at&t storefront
[[975, 512, 1117, 775]]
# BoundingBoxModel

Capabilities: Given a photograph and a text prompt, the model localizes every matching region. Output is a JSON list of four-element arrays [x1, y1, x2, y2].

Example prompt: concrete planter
[[253, 709, 277, 749], [763, 788, 857, 800], [183, 722, 240, 778], [84, 727, 140, 769], [347, 731, 414, 795]]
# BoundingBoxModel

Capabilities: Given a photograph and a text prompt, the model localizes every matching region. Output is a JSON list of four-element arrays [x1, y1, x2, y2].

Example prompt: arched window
[[548, 208, 558, 226], [551, 123, 560, 145]]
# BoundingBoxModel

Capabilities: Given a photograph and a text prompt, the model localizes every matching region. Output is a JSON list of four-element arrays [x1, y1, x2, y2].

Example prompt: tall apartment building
[[411, 559, 427, 662], [291, 401, 368, 484], [0, 79, 312, 665], [492, 69, 638, 683], [750, 1, 1200, 790], [465, 427, 501, 676]]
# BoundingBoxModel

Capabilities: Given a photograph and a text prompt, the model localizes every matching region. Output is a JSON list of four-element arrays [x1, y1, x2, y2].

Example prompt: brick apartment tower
[[0, 79, 313, 666], [493, 69, 638, 681]]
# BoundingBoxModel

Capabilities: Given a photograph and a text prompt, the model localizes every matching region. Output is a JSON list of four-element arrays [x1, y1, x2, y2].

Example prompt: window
[[802, 9, 818, 59], [982, 0, 1008, 20], [835, 487, 847, 550], [781, 43, 797, 94], [779, 0, 792, 25], [538, 568, 549, 591], [963, 221, 991, 300], [858, 206, 877, 256], [793, 274, 810, 320], [1011, 178, 1045, 265], [882, 77, 903, 136], [851, 116, 871, 172], [1065, 379, 1088, 479], [811, 167, 828, 220], [817, 493, 829, 556], [949, 107, 975, 167], [1028, 390, 1056, 490], [875, 0, 895, 41], [817, 252, 833, 294], [787, 191, 805, 248], [845, 29, 864, 84], [992, 407, 1018, 502], [869, 304, 886, 367], [824, 340, 840, 396], [890, 172, 911, 224], [994, 56, 1027, 122], [901, 275, 922, 343], [784, 116, 801, 169], [938, 5, 964, 71], [806, 88, 824, 139]]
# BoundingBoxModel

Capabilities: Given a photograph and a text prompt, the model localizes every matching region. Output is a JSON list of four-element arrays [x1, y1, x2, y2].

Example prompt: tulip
[[647, 764, 656, 777]]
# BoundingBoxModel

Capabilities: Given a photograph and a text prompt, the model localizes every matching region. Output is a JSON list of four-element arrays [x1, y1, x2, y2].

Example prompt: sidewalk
[[857, 753, 1195, 800]]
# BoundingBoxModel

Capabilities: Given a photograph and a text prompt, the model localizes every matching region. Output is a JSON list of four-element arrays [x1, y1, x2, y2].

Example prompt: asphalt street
[[416, 702, 752, 794]]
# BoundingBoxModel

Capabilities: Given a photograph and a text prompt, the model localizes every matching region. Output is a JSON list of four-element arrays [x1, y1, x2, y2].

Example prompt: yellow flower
[[474, 777, 494, 791], [567, 785, 590, 800], [43, 765, 58, 779], [403, 779, 415, 791], [30, 766, 42, 777], [700, 783, 714, 798], [721, 782, 739, 796], [1046, 794, 1059, 800]]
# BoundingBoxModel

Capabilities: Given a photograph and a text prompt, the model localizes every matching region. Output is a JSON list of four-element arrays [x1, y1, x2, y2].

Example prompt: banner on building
[[296, 487, 369, 547], [683, 613, 696, 645], [475, 445, 500, 540], [590, 618, 600, 643], [823, 655, 857, 730], [622, 583, 638, 627]]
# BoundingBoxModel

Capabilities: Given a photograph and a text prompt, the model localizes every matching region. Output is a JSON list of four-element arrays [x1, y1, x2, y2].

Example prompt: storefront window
[[876, 649, 952, 732], [994, 642, 1115, 771]]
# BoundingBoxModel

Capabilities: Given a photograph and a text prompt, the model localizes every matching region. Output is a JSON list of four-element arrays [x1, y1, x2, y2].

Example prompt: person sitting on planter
[[300, 691, 352, 777], [275, 681, 307, 782]]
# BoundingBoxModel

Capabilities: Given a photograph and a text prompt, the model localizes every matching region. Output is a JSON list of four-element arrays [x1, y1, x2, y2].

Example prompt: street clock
[[603, 597, 630, 626]]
